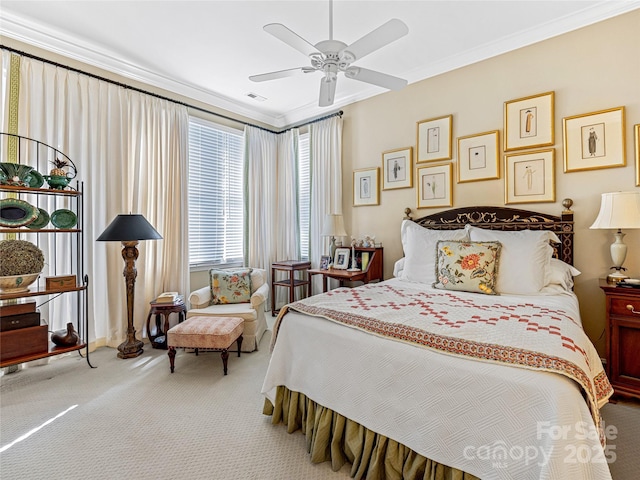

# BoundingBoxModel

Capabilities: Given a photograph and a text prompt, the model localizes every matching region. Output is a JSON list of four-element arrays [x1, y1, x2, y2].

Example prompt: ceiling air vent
[[246, 92, 267, 102]]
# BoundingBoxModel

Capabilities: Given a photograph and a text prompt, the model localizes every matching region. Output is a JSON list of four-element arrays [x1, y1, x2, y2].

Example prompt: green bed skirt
[[263, 386, 480, 480]]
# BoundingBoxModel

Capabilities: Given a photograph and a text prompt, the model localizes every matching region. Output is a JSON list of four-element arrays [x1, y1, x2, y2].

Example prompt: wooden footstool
[[167, 316, 243, 375]]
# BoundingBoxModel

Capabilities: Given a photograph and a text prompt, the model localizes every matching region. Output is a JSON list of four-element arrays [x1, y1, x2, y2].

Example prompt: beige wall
[[340, 10, 640, 353]]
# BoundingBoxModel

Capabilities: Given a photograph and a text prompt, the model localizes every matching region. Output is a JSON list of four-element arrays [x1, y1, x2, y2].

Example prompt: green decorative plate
[[27, 170, 45, 188], [0, 198, 39, 227], [27, 207, 50, 229], [51, 208, 77, 229]]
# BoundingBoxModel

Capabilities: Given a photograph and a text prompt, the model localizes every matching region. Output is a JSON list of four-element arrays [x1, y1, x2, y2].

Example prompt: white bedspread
[[262, 279, 613, 480]]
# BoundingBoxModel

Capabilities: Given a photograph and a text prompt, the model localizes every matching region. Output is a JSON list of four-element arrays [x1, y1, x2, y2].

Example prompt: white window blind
[[298, 133, 310, 259], [188, 117, 244, 268]]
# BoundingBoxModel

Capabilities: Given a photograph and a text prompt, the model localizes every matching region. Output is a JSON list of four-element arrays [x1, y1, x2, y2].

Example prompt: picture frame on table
[[333, 248, 350, 270], [457, 130, 500, 183], [635, 124, 640, 186], [320, 255, 331, 270], [416, 163, 452, 209], [382, 147, 413, 190], [504, 148, 555, 204], [562, 106, 626, 173], [504, 91, 554, 151], [353, 167, 380, 206], [416, 115, 452, 163]]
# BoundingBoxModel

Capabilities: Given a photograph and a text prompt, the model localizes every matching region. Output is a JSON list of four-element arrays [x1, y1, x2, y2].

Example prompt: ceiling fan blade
[[264, 23, 320, 58], [249, 67, 315, 82], [340, 19, 409, 63], [319, 76, 338, 107], [344, 66, 407, 91]]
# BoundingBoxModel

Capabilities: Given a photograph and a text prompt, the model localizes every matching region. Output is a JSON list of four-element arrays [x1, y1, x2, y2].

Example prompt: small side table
[[145, 295, 187, 349], [271, 260, 311, 316]]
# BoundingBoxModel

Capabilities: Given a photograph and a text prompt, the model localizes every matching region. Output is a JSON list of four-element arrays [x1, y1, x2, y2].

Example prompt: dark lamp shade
[[96, 214, 162, 242]]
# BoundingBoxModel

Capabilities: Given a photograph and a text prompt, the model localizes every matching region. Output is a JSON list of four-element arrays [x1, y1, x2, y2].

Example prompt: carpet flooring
[[1, 330, 638, 480]]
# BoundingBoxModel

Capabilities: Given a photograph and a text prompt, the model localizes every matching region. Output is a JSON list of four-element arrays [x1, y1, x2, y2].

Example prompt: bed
[[262, 202, 614, 480]]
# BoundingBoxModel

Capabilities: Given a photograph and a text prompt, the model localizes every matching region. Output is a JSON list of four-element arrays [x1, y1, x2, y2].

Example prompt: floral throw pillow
[[209, 268, 253, 305], [433, 241, 501, 295]]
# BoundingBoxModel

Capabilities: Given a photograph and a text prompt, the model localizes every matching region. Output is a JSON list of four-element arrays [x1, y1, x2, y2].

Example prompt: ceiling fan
[[249, 0, 409, 107]]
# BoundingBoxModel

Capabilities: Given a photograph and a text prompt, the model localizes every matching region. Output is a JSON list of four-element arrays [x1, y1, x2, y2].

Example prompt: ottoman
[[167, 316, 244, 375]]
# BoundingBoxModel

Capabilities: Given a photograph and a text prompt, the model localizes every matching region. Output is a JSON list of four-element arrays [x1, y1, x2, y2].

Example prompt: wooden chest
[[0, 325, 48, 362], [0, 312, 41, 331]]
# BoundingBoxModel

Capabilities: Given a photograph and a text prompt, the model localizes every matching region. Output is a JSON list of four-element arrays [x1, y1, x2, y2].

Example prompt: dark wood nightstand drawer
[[610, 296, 640, 317]]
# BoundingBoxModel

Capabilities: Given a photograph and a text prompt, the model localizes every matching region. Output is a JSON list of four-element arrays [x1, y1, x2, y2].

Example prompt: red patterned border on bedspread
[[272, 282, 613, 443]]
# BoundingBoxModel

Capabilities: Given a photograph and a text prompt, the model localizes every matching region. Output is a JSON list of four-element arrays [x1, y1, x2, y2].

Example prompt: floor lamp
[[97, 214, 162, 358]]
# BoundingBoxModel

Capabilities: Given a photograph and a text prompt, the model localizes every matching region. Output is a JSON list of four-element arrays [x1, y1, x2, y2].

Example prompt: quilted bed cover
[[262, 279, 614, 480]]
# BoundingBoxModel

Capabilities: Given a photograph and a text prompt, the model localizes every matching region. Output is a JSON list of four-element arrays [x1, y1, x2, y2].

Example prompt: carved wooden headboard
[[403, 199, 575, 265]]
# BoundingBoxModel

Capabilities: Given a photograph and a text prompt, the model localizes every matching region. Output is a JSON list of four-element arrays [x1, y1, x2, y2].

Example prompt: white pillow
[[546, 257, 581, 291], [400, 220, 468, 284], [467, 226, 558, 294]]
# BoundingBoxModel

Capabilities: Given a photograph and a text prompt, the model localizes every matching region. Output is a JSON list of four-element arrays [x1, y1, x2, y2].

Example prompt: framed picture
[[635, 124, 640, 186], [353, 167, 380, 206], [562, 106, 626, 173], [416, 163, 452, 209], [457, 130, 500, 183], [504, 148, 555, 204], [504, 91, 554, 151], [416, 115, 452, 163], [320, 255, 331, 270], [382, 147, 413, 190], [333, 247, 350, 270]]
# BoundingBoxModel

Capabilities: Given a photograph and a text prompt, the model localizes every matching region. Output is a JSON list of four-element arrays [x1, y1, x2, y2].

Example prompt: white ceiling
[[1, 1, 638, 129]]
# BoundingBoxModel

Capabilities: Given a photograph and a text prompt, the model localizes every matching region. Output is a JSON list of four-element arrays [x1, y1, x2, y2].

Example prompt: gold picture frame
[[635, 124, 640, 186], [457, 130, 500, 183], [382, 147, 413, 190], [504, 91, 554, 151], [504, 148, 555, 205], [562, 106, 626, 173], [353, 167, 380, 207], [417, 163, 452, 209], [416, 115, 452, 163]]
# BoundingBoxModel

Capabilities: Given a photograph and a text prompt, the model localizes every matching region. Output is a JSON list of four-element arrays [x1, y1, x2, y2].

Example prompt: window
[[188, 117, 244, 269], [298, 133, 310, 259]]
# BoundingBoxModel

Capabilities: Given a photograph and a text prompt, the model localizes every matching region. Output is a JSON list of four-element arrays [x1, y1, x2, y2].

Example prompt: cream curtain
[[4, 51, 189, 349], [309, 115, 343, 291], [244, 126, 301, 309]]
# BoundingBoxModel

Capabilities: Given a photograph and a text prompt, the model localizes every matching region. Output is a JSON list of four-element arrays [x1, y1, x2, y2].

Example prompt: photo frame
[[353, 167, 380, 206], [504, 91, 554, 151], [416, 115, 452, 163], [382, 147, 413, 190], [633, 123, 640, 187], [504, 148, 555, 204], [562, 106, 626, 173], [333, 247, 350, 270], [416, 163, 452, 209], [320, 255, 331, 270], [457, 130, 500, 183]]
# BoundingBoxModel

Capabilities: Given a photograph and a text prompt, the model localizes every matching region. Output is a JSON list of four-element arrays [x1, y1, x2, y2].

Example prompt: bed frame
[[403, 198, 575, 265]]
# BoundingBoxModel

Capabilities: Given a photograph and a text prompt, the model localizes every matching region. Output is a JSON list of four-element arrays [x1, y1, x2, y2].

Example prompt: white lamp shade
[[590, 191, 640, 230], [322, 214, 347, 237]]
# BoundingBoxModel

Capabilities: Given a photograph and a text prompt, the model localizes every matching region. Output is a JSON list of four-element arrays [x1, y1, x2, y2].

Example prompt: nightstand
[[600, 279, 640, 400]]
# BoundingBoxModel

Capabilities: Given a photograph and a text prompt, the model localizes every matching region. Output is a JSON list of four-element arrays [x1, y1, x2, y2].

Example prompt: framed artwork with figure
[[353, 167, 380, 206], [563, 106, 626, 173], [504, 91, 554, 151], [416, 163, 452, 209], [505, 148, 555, 204], [416, 115, 452, 163], [457, 130, 500, 183], [382, 147, 413, 190]]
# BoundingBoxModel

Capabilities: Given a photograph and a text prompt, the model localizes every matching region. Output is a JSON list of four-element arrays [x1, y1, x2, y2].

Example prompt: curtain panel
[[1, 50, 189, 349]]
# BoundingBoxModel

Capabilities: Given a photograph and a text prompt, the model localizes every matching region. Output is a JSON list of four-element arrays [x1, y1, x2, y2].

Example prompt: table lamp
[[590, 191, 640, 283], [97, 214, 162, 358], [322, 214, 347, 263]]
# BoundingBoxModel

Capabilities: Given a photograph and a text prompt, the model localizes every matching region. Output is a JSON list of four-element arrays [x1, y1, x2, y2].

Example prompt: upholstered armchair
[[187, 268, 269, 352]]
